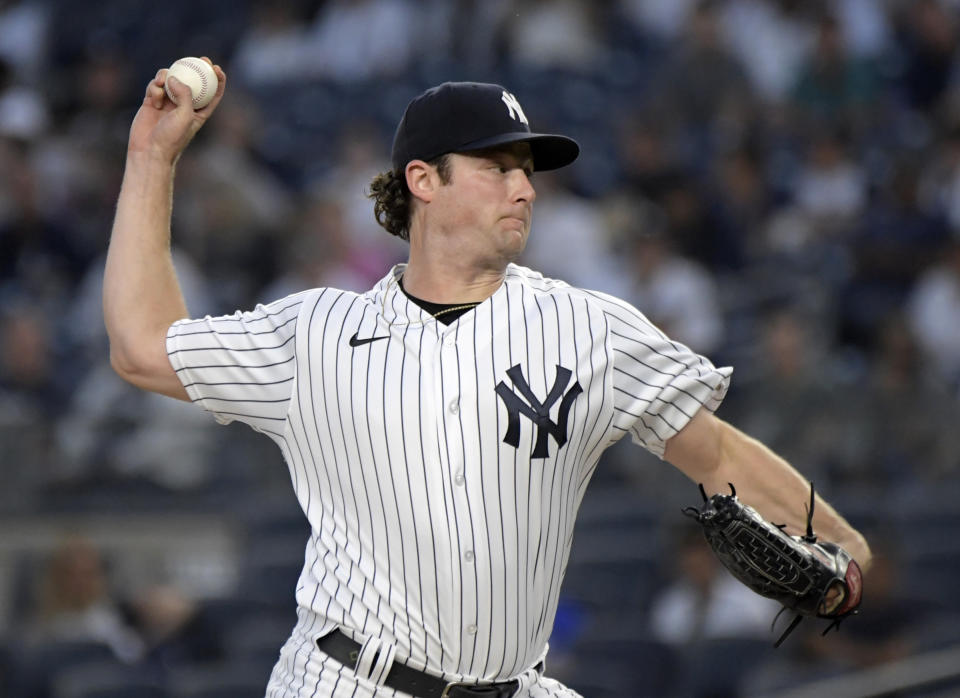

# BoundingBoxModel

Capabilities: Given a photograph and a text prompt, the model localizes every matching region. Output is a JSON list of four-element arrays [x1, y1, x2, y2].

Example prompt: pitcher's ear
[[406, 159, 439, 203]]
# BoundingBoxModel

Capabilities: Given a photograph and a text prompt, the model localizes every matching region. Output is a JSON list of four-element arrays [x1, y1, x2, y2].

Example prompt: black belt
[[315, 629, 523, 697]]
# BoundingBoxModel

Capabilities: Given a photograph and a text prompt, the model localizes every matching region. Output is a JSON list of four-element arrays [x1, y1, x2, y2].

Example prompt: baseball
[[164, 57, 217, 110]]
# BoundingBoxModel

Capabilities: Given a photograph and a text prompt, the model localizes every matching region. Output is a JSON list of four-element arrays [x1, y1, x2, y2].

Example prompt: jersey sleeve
[[596, 292, 732, 457], [166, 291, 311, 433]]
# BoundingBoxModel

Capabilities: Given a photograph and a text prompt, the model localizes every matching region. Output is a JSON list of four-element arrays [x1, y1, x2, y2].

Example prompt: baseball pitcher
[[103, 60, 870, 697]]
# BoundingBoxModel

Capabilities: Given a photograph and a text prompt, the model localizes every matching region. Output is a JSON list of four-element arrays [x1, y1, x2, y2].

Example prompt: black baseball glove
[[683, 482, 863, 647]]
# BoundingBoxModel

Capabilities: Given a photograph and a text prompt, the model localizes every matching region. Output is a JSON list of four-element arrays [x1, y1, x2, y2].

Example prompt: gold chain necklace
[[432, 302, 480, 319]]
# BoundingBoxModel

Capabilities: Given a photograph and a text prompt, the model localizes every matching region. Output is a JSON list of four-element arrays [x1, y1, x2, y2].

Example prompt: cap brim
[[457, 132, 580, 171]]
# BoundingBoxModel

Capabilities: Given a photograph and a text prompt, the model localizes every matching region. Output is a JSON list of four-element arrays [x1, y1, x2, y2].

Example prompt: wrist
[[126, 148, 178, 170], [123, 151, 179, 195], [840, 533, 872, 574]]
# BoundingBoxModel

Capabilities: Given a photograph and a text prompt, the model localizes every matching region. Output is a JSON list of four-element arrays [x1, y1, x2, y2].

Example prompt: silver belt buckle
[[441, 680, 517, 697], [440, 681, 471, 698]]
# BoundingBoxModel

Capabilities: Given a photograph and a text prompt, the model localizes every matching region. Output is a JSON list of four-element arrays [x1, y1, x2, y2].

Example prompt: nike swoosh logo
[[349, 332, 389, 347]]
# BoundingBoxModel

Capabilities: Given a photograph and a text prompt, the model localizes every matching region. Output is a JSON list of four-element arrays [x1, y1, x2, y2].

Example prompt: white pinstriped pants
[[264, 607, 582, 698]]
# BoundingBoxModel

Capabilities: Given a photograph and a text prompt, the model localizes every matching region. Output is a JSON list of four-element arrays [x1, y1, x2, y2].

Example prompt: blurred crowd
[[1, 0, 960, 696]]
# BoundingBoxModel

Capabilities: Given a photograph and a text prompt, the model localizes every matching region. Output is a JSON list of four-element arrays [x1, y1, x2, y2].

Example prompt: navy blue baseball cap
[[391, 81, 580, 173]]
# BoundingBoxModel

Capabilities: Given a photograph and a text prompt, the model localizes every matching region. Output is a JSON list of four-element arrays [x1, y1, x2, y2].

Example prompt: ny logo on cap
[[501, 90, 529, 125]]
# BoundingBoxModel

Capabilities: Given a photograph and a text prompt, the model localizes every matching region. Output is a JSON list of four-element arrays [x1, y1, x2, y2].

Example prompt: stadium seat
[[6, 640, 117, 698], [51, 660, 166, 698], [168, 661, 271, 698], [569, 635, 680, 697]]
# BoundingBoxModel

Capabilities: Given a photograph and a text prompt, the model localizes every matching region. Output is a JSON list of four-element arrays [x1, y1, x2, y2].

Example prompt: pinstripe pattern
[[167, 263, 731, 697]]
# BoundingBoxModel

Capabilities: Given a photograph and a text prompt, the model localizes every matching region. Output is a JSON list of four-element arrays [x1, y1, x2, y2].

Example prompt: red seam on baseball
[[182, 59, 209, 107]]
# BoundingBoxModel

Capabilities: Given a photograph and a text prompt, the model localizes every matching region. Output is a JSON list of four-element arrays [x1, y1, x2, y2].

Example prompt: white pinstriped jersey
[[166, 263, 732, 695]]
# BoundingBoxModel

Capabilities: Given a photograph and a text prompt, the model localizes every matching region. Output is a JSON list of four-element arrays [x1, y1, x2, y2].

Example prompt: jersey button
[[448, 399, 459, 414], [467, 624, 477, 635], [444, 336, 455, 347], [464, 550, 474, 562], [454, 474, 465, 486]]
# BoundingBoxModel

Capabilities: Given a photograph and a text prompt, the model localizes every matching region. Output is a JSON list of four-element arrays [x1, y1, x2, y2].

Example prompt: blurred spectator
[[54, 249, 219, 492], [129, 585, 224, 667], [0, 59, 49, 142], [259, 194, 375, 301], [649, 526, 778, 644], [22, 50, 129, 260], [306, 121, 408, 277], [791, 129, 867, 227], [651, 170, 745, 270], [231, 3, 313, 87], [62, 49, 135, 149], [894, 0, 959, 112], [499, 0, 607, 71], [59, 145, 124, 252], [651, 0, 754, 147], [306, 0, 419, 82], [0, 302, 65, 421], [720, 0, 820, 102], [918, 126, 960, 232], [0, 141, 89, 304], [907, 237, 960, 394], [24, 536, 144, 663], [29, 137, 124, 267], [0, 302, 64, 508], [430, 0, 512, 72], [310, 121, 392, 239], [64, 244, 215, 365], [852, 312, 960, 486], [610, 196, 723, 354], [172, 95, 293, 307], [180, 89, 295, 225], [833, 0, 892, 60], [727, 308, 857, 487], [616, 113, 744, 272], [0, 0, 50, 84], [841, 159, 949, 347], [618, 114, 686, 202], [54, 361, 221, 492], [705, 146, 773, 263], [520, 175, 626, 296], [0, 299, 65, 506], [790, 13, 880, 133], [616, 0, 700, 43]]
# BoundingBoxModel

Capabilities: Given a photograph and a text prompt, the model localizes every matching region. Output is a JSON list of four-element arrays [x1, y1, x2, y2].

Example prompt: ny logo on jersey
[[495, 364, 582, 459], [501, 90, 529, 125]]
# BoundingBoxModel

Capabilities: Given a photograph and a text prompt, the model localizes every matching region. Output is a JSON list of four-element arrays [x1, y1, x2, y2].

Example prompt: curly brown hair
[[368, 154, 451, 241]]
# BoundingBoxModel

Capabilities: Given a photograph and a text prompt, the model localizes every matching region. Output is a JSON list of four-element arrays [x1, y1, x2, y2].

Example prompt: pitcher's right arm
[[103, 59, 226, 400]]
